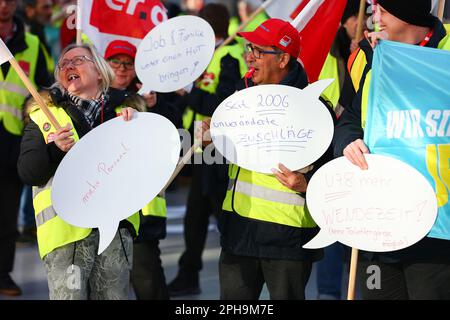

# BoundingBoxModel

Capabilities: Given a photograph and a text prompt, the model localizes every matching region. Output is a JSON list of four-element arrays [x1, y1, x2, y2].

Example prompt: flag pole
[[76, 0, 82, 45], [2, 36, 60, 129], [347, 248, 359, 300], [438, 0, 446, 21], [290, 0, 324, 31], [217, 0, 275, 50], [160, 140, 202, 194], [356, 0, 366, 41]]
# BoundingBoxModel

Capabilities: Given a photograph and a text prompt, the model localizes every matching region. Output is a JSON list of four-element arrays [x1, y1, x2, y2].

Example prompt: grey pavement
[[1, 181, 351, 300]]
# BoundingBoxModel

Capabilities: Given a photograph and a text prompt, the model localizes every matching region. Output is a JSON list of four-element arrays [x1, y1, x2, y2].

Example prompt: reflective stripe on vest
[[222, 165, 317, 228], [0, 32, 39, 135], [33, 181, 56, 227], [30, 105, 140, 259], [0, 104, 22, 119], [141, 195, 167, 218], [182, 43, 248, 130], [227, 178, 305, 207], [0, 81, 30, 96]]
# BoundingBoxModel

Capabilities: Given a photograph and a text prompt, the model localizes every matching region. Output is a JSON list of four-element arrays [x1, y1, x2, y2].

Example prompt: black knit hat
[[378, 0, 435, 27], [341, 0, 364, 24]]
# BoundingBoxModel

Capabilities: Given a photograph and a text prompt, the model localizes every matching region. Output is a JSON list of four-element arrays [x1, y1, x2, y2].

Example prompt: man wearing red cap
[[334, 0, 450, 299], [215, 18, 335, 300]]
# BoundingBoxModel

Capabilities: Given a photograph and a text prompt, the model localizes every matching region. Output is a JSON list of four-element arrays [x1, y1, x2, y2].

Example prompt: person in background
[[181, 0, 204, 16], [104, 39, 181, 300], [0, 0, 51, 297], [161, 0, 181, 18], [18, 44, 139, 300], [22, 0, 54, 66], [334, 0, 450, 299], [229, 0, 269, 51]]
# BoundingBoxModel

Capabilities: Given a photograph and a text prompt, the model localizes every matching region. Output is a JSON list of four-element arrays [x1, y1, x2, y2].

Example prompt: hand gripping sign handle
[[0, 40, 60, 131]]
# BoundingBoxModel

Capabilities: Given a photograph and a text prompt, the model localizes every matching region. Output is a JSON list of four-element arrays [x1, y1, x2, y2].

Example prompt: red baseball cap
[[238, 18, 301, 58], [104, 40, 137, 60]]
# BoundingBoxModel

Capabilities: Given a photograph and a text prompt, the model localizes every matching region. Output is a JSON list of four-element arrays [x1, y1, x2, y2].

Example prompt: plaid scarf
[[67, 92, 108, 128]]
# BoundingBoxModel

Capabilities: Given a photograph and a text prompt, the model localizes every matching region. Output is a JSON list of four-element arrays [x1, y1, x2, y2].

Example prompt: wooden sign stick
[[347, 247, 359, 300]]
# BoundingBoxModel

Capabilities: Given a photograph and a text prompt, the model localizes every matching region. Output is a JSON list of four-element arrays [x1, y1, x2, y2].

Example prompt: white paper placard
[[51, 113, 180, 254], [135, 15, 215, 93], [210, 80, 335, 174], [0, 38, 13, 65], [303, 154, 438, 252]]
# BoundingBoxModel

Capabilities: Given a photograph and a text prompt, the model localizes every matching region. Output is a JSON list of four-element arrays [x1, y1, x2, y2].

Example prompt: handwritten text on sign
[[303, 154, 438, 252], [51, 113, 180, 255], [135, 15, 215, 92], [210, 80, 334, 174]]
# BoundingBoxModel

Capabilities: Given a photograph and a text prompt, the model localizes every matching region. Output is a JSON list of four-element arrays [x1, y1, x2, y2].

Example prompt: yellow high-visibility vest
[[222, 164, 317, 228], [0, 33, 39, 135], [29, 104, 140, 259]]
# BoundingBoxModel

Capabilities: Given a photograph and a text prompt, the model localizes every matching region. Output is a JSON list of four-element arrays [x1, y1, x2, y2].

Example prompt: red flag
[[80, 0, 167, 55], [292, 0, 347, 82], [89, 0, 166, 38]]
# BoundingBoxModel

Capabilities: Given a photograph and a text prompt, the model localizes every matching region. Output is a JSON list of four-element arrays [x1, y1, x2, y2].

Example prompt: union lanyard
[[419, 30, 434, 47]]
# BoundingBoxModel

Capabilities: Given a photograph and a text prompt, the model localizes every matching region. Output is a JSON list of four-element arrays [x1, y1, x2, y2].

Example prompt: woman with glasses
[[17, 44, 142, 300]]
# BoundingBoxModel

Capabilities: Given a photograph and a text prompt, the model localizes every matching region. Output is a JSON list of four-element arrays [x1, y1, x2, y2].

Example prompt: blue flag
[[365, 40, 450, 240]]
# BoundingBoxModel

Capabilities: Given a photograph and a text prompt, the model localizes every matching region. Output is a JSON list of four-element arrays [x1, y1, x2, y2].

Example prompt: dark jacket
[[219, 61, 336, 261], [0, 16, 52, 179], [333, 17, 450, 263]]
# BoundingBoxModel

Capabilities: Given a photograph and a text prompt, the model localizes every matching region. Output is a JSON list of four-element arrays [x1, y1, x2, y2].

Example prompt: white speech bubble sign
[[135, 15, 215, 93], [210, 80, 335, 174], [303, 154, 438, 252], [51, 113, 180, 254], [0, 38, 13, 65]]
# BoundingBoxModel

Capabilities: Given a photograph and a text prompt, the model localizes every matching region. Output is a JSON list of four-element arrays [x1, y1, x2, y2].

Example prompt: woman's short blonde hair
[[55, 44, 115, 94]]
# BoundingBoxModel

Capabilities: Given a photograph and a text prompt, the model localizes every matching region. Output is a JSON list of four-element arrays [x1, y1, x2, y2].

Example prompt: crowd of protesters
[[1, 0, 449, 300]]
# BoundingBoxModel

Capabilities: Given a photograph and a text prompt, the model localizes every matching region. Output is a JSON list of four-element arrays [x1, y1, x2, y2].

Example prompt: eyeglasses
[[58, 55, 93, 71], [246, 43, 279, 59], [108, 59, 134, 70]]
